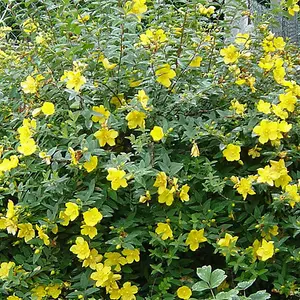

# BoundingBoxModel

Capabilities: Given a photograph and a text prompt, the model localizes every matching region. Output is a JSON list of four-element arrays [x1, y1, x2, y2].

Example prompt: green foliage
[[193, 265, 270, 299]]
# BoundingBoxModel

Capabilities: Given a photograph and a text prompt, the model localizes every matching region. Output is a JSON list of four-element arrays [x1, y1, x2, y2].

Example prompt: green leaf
[[33, 251, 41, 264], [85, 287, 99, 296], [237, 279, 256, 290], [196, 265, 212, 283], [169, 162, 183, 176], [249, 290, 271, 300], [210, 269, 227, 289], [192, 281, 210, 292], [215, 289, 239, 300], [80, 272, 89, 289]]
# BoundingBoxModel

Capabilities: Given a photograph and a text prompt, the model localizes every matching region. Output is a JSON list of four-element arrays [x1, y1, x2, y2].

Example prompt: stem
[[175, 9, 188, 68], [0, 3, 10, 22], [116, 0, 125, 93]]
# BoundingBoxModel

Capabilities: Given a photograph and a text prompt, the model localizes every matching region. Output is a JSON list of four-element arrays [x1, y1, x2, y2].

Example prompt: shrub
[[0, 0, 300, 299]]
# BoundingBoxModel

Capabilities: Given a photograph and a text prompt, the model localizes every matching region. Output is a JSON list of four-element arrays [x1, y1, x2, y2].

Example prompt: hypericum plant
[[0, 0, 300, 299]]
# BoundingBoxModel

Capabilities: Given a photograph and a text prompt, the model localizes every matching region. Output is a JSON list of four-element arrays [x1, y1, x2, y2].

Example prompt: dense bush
[[0, 0, 300, 299]]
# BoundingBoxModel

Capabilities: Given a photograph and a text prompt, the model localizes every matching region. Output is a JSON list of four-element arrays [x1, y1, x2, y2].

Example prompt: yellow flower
[[177, 286, 192, 299], [36, 225, 50, 246], [158, 187, 175, 206], [17, 138, 37, 156], [19, 118, 36, 137], [51, 224, 58, 234], [233, 177, 256, 200], [248, 145, 261, 158], [235, 33, 251, 48], [47, 284, 62, 299], [155, 64, 176, 88], [119, 282, 138, 300], [257, 100, 271, 114], [150, 126, 164, 142], [256, 239, 274, 261], [83, 207, 103, 226], [83, 156, 98, 173], [59, 210, 70, 226], [272, 104, 288, 119], [253, 120, 280, 144], [0, 261, 15, 279], [250, 239, 261, 261], [179, 184, 190, 202], [140, 28, 167, 47], [218, 233, 238, 247], [153, 172, 167, 194], [5, 219, 18, 236], [139, 191, 151, 204], [77, 13, 90, 23], [278, 91, 297, 112], [82, 248, 103, 269], [189, 56, 202, 67], [35, 33, 47, 45], [41, 102, 55, 116], [7, 296, 21, 300], [65, 202, 79, 221], [220, 45, 240, 64], [81, 224, 98, 239], [1, 200, 19, 235], [61, 70, 86, 92], [262, 34, 275, 52], [137, 89, 149, 109], [94, 127, 118, 147], [17, 223, 35, 243], [191, 142, 200, 157], [23, 18, 38, 33], [199, 4, 215, 16], [230, 100, 246, 115], [155, 222, 173, 240], [103, 272, 121, 293], [273, 36, 285, 50], [21, 75, 38, 94], [106, 168, 128, 190], [285, 184, 300, 208], [31, 285, 47, 300], [273, 66, 286, 84], [104, 252, 127, 272], [271, 159, 291, 188], [91, 105, 110, 123], [128, 0, 148, 18], [90, 263, 112, 287], [122, 249, 140, 264], [102, 58, 117, 70], [222, 144, 241, 161], [126, 110, 146, 129], [258, 54, 274, 71], [0, 155, 19, 173], [129, 79, 142, 87], [185, 229, 207, 251], [68, 147, 80, 165], [0, 219, 7, 230], [6, 200, 16, 220], [70, 237, 90, 260], [256, 159, 290, 188], [288, 2, 299, 16], [257, 165, 276, 186], [261, 225, 279, 240]]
